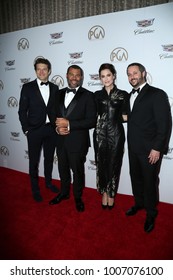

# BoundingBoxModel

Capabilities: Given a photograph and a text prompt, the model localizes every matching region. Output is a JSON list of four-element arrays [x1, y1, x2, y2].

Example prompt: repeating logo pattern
[[134, 18, 155, 35], [110, 48, 128, 62], [0, 146, 9, 156], [51, 75, 64, 88], [17, 38, 29, 50], [88, 25, 105, 40], [7, 97, 18, 108]]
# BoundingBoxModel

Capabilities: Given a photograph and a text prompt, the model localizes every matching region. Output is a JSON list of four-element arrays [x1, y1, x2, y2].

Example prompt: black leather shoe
[[46, 184, 59, 193], [144, 217, 155, 233], [75, 199, 85, 212], [49, 193, 69, 205], [33, 192, 43, 202], [126, 206, 142, 216]]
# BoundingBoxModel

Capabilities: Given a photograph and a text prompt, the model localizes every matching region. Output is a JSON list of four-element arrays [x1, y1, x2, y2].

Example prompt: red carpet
[[0, 167, 173, 260]]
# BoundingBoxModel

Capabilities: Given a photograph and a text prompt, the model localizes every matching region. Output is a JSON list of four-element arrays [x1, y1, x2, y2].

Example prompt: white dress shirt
[[37, 78, 50, 123], [130, 82, 146, 110], [64, 87, 79, 108]]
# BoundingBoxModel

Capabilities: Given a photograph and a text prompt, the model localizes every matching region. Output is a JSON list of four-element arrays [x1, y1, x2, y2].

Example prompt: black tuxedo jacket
[[52, 86, 97, 154], [18, 79, 59, 133], [127, 83, 172, 154]]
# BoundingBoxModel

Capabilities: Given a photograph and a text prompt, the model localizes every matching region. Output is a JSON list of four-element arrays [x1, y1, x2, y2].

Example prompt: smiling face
[[66, 67, 83, 89], [127, 65, 146, 89], [100, 69, 115, 89], [35, 63, 50, 82]]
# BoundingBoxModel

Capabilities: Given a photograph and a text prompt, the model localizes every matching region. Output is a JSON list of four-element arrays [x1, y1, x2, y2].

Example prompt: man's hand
[[55, 118, 70, 135], [148, 149, 160, 164]]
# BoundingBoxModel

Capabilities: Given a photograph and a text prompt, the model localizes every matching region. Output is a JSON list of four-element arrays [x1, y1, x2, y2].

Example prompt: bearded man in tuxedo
[[126, 62, 172, 233], [49, 65, 96, 212]]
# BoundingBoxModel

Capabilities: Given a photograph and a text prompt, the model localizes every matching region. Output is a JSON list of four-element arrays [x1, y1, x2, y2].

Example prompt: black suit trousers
[[56, 146, 87, 200], [128, 149, 162, 218], [27, 124, 57, 192]]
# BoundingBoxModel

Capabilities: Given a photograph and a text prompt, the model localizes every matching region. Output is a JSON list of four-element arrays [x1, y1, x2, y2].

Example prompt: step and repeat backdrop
[[0, 3, 173, 203]]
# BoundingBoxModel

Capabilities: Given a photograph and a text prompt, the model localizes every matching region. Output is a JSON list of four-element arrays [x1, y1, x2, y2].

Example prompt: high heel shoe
[[108, 203, 114, 210], [102, 203, 108, 209], [102, 192, 108, 209], [108, 197, 114, 210]]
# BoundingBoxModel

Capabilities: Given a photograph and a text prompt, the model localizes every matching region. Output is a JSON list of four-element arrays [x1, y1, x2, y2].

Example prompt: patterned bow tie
[[66, 88, 76, 94], [40, 81, 49, 86], [131, 88, 140, 94]]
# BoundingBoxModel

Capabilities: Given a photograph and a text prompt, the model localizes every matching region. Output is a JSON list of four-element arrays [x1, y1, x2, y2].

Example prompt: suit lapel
[[33, 80, 46, 107], [59, 90, 66, 117], [64, 87, 82, 117], [65, 93, 79, 117], [47, 83, 54, 108], [132, 83, 149, 110]]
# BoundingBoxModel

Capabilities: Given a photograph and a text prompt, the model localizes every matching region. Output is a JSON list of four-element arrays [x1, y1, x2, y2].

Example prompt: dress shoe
[[46, 184, 59, 193], [33, 192, 43, 202], [126, 206, 142, 216], [144, 216, 155, 233], [49, 193, 69, 205], [75, 199, 85, 212]]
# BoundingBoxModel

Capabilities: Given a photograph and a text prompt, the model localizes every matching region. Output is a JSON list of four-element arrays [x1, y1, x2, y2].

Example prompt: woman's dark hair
[[99, 63, 117, 78]]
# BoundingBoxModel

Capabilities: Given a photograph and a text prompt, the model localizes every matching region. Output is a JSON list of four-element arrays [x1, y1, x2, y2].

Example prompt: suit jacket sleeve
[[152, 89, 172, 153], [18, 83, 30, 133]]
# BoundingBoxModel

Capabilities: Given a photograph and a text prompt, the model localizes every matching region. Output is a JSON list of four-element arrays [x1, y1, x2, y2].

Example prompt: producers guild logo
[[10, 132, 20, 141], [7, 97, 18, 108], [159, 44, 173, 60], [134, 18, 155, 35], [5, 60, 15, 71], [17, 38, 29, 51], [88, 74, 102, 87], [0, 146, 9, 156], [0, 114, 6, 123], [49, 32, 63, 45], [68, 52, 83, 65], [110, 48, 128, 62], [0, 80, 4, 91], [88, 25, 105, 40], [33, 56, 44, 65], [146, 72, 152, 85], [51, 75, 64, 88]]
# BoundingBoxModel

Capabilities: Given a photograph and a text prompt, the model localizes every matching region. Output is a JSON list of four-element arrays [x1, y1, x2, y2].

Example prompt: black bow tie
[[66, 88, 76, 94], [40, 81, 49, 86], [131, 88, 140, 94]]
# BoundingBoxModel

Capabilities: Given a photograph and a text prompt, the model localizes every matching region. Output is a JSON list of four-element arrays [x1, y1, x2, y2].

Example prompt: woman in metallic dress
[[93, 63, 128, 209]]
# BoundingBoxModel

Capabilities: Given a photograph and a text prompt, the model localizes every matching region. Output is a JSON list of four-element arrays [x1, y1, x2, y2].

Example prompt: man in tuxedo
[[49, 65, 96, 212], [18, 58, 59, 202], [126, 62, 172, 232]]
